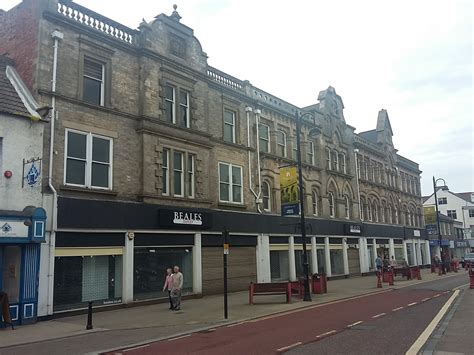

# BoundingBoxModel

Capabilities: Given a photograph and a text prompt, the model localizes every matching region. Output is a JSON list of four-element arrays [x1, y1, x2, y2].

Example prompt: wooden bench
[[393, 267, 411, 280], [249, 282, 292, 305]]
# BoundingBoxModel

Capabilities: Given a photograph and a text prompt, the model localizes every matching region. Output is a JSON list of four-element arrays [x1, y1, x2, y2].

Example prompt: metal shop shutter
[[202, 247, 256, 295], [347, 248, 361, 276]]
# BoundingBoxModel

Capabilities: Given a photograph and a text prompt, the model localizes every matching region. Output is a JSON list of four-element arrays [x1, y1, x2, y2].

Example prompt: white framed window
[[219, 162, 243, 204], [438, 197, 447, 205], [356, 154, 362, 179], [276, 130, 287, 157], [332, 150, 339, 171], [187, 154, 195, 198], [469, 210, 474, 218], [328, 192, 335, 218], [65, 129, 112, 189], [312, 191, 319, 216], [258, 124, 270, 153], [344, 195, 350, 219], [164, 85, 175, 124], [162, 148, 169, 195], [307, 141, 315, 165], [83, 57, 105, 106], [223, 109, 236, 143], [179, 90, 190, 128], [326, 148, 331, 170], [173, 151, 184, 197], [262, 181, 271, 211], [447, 210, 457, 219]]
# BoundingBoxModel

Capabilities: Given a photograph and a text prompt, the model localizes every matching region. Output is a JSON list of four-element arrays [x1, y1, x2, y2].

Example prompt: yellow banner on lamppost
[[280, 166, 299, 216], [423, 206, 436, 224]]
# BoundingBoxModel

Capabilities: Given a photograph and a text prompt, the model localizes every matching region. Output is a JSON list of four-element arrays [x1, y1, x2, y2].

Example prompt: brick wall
[[0, 0, 40, 91]]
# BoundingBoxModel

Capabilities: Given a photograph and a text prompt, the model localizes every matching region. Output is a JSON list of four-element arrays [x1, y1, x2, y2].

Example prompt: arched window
[[381, 202, 386, 223], [373, 201, 378, 222], [340, 153, 347, 173], [328, 192, 335, 218], [312, 191, 319, 216], [262, 181, 271, 211], [394, 208, 399, 224], [333, 150, 339, 171], [367, 200, 372, 221], [359, 196, 365, 221], [344, 195, 350, 219], [388, 205, 393, 224]]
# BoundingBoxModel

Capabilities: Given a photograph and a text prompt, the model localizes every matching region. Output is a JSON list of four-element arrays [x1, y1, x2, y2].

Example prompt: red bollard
[[388, 271, 394, 286], [469, 268, 474, 289], [438, 264, 443, 276], [377, 271, 383, 288], [431, 264, 435, 273], [417, 266, 422, 280]]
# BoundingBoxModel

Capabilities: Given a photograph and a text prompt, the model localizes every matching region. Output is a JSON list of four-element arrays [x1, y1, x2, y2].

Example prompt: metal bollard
[[86, 301, 93, 330]]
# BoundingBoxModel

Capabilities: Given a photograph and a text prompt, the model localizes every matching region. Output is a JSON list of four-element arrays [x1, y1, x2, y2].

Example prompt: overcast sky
[[4, 0, 473, 195]]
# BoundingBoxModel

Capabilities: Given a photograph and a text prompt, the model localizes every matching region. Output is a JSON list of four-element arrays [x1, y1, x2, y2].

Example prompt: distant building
[[423, 185, 474, 251], [0, 0, 426, 316], [0, 55, 48, 324]]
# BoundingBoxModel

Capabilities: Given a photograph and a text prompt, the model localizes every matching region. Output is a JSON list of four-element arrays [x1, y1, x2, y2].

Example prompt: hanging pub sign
[[22, 157, 42, 188], [426, 224, 438, 236], [280, 166, 299, 216], [158, 209, 212, 229]]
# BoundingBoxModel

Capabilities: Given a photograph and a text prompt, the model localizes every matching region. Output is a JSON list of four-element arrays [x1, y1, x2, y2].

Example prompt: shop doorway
[[347, 247, 361, 275]]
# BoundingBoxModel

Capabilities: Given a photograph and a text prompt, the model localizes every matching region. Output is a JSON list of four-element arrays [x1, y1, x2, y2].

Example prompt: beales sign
[[159, 209, 212, 229]]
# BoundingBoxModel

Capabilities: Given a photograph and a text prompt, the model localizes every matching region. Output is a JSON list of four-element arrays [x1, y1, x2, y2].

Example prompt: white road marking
[[392, 307, 404, 312], [123, 344, 149, 352], [421, 298, 430, 302], [372, 313, 386, 318], [316, 330, 337, 338], [407, 302, 417, 306], [433, 294, 441, 298], [277, 342, 302, 352], [347, 321, 363, 327], [167, 334, 192, 341], [452, 283, 469, 290], [406, 289, 460, 355]]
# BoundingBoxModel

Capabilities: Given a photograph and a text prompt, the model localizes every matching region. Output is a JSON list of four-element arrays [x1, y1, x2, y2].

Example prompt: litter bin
[[312, 273, 327, 294]]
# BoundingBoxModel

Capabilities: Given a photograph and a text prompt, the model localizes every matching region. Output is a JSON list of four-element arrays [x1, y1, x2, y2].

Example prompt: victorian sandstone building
[[1, 0, 426, 316]]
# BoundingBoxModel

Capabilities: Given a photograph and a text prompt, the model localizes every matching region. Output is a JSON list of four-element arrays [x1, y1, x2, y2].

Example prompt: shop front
[[0, 207, 46, 324]]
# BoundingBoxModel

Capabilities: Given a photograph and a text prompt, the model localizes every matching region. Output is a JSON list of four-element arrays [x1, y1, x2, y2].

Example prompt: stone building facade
[[1, 0, 426, 316]]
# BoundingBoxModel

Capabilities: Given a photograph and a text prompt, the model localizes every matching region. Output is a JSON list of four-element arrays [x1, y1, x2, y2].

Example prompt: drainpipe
[[47, 29, 63, 316], [245, 106, 260, 209], [254, 108, 263, 206]]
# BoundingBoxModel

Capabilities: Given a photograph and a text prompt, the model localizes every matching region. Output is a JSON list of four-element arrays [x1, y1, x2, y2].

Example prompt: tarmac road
[[106, 274, 467, 355]]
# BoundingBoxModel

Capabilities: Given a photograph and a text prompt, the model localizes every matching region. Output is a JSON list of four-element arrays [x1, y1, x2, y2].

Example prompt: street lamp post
[[294, 110, 317, 302], [433, 177, 446, 275]]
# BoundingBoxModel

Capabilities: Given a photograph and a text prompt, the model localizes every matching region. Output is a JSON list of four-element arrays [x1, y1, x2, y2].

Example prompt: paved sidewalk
[[0, 269, 464, 352], [431, 287, 474, 355]]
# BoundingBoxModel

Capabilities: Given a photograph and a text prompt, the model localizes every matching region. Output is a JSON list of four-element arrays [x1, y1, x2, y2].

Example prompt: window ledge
[[217, 202, 247, 209], [60, 185, 118, 196]]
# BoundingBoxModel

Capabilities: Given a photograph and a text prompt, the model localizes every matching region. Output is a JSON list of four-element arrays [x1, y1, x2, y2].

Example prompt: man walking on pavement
[[171, 265, 183, 311]]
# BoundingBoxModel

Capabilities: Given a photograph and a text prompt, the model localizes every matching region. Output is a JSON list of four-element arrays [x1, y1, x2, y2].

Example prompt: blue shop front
[[0, 207, 46, 325]]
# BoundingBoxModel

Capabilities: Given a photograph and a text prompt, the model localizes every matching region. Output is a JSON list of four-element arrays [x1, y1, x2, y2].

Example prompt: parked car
[[463, 253, 474, 268]]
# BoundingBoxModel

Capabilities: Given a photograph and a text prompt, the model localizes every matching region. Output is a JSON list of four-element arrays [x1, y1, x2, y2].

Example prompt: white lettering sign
[[413, 230, 421, 237], [0, 221, 29, 238], [173, 212, 203, 226], [350, 225, 361, 234]]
